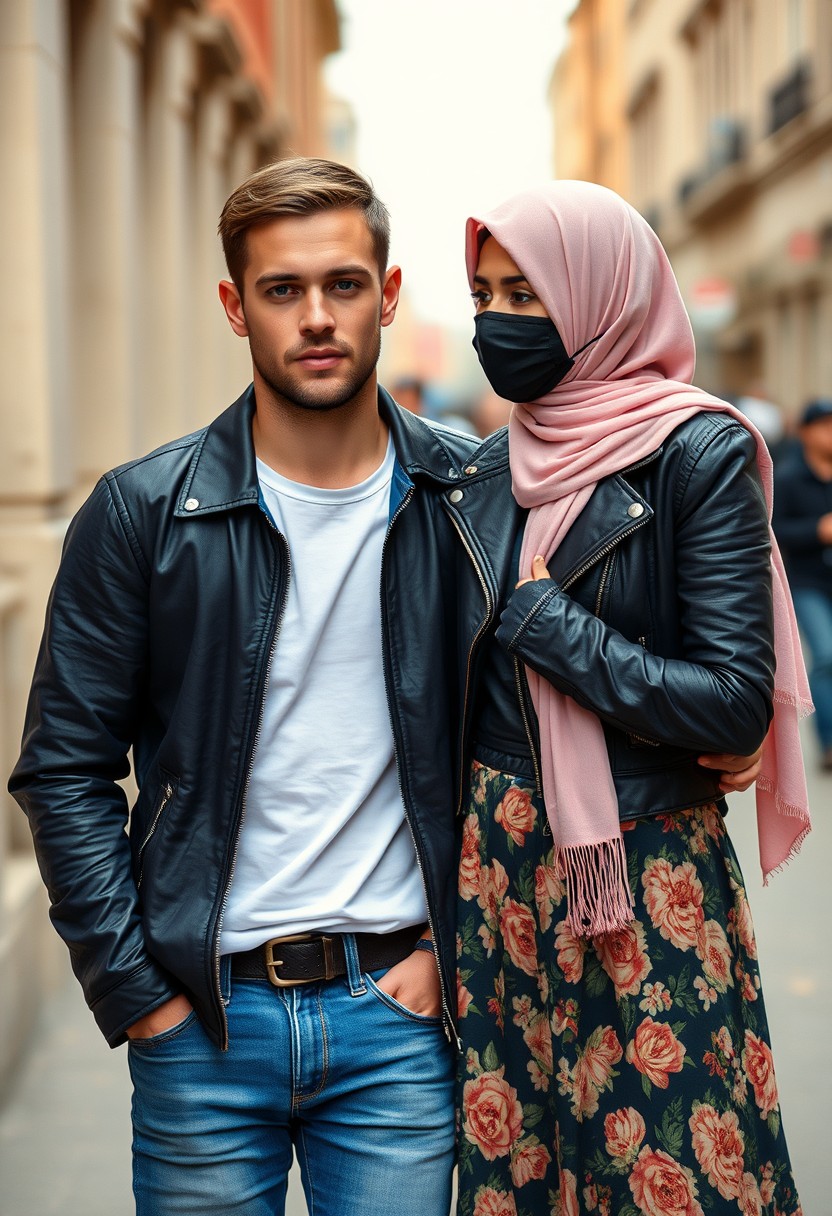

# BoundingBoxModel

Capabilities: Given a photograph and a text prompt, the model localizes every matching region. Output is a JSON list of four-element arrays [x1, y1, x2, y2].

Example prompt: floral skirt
[[456, 760, 802, 1216]]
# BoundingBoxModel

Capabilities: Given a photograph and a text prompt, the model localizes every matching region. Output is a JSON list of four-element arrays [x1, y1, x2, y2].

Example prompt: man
[[773, 398, 832, 770], [10, 157, 758, 1214], [10, 158, 480, 1216]]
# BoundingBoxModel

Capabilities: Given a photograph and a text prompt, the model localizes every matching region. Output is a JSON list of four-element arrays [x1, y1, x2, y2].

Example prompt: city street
[[1, 726, 828, 1215]]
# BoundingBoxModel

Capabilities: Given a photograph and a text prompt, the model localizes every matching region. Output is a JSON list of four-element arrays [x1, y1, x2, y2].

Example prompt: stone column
[[139, 5, 197, 450], [68, 0, 150, 504]]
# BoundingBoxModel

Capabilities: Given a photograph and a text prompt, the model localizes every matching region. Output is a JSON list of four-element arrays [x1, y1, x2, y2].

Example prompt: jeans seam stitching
[[294, 990, 329, 1106]]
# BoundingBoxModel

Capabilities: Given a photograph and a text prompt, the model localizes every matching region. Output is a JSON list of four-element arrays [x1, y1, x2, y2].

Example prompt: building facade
[[553, 0, 832, 413], [0, 0, 340, 1092]]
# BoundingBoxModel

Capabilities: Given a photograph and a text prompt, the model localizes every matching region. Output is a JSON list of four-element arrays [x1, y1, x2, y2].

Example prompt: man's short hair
[[219, 157, 391, 290]]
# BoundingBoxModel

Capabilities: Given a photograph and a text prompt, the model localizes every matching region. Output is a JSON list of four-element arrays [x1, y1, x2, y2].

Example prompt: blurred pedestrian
[[391, 374, 426, 415], [453, 180, 809, 1216], [774, 398, 832, 770]]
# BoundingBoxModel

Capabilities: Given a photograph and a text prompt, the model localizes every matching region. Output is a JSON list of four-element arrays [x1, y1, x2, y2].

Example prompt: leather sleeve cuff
[[495, 581, 560, 653]]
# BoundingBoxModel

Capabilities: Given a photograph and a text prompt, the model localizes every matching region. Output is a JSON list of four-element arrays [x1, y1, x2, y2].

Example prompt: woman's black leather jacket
[[448, 412, 776, 819]]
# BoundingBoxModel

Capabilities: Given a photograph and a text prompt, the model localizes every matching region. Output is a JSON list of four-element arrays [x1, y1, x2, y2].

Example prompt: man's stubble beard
[[250, 327, 382, 414]]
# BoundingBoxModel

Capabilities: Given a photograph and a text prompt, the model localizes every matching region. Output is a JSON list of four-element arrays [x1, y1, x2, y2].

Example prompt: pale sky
[[325, 1, 573, 335]]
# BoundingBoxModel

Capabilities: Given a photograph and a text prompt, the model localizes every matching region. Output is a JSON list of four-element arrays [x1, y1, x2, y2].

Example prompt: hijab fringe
[[555, 837, 635, 938], [772, 687, 815, 719]]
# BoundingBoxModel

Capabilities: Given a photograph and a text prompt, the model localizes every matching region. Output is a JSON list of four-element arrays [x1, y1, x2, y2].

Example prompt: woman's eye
[[470, 290, 489, 307], [510, 290, 536, 305]]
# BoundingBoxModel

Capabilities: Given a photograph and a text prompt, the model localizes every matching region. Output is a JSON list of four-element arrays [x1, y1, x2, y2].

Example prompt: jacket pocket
[[137, 771, 178, 889]]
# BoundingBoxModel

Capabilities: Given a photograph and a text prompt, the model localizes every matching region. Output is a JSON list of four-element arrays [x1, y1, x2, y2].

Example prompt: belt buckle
[[263, 933, 336, 988]]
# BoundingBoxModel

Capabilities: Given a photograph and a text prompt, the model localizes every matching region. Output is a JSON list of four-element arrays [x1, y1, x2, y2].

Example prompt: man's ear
[[380, 265, 402, 329], [218, 280, 249, 337]]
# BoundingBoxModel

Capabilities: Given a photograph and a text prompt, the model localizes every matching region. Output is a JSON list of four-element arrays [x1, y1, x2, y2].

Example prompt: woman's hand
[[516, 554, 552, 588], [698, 747, 763, 793]]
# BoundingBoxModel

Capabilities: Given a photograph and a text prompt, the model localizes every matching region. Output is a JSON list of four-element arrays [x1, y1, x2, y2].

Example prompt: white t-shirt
[[220, 438, 428, 954]]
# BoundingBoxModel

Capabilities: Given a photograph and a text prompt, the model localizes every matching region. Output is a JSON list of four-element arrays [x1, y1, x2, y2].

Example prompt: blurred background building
[[553, 0, 832, 419], [0, 0, 343, 1095]]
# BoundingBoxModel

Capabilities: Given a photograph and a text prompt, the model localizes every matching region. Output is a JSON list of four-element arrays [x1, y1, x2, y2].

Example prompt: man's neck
[[251, 376, 389, 489]]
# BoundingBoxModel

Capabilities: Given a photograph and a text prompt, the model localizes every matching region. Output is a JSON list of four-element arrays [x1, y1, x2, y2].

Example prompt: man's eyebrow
[[254, 265, 373, 288], [472, 273, 531, 287]]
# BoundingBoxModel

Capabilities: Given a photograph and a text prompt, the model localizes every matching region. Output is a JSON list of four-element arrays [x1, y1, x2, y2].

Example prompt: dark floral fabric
[[456, 761, 802, 1216]]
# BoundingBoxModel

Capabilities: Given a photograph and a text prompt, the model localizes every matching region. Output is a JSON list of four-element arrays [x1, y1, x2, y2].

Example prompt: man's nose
[[300, 290, 335, 334]]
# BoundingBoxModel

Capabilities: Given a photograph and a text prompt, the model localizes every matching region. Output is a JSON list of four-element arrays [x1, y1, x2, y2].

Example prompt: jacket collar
[[175, 383, 468, 517]]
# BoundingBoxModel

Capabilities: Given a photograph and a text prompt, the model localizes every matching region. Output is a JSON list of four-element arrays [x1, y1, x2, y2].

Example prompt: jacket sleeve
[[495, 425, 775, 756], [8, 476, 179, 1046]]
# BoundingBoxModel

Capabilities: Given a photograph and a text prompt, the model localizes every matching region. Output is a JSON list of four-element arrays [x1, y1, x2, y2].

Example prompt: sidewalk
[[1, 730, 829, 1214]]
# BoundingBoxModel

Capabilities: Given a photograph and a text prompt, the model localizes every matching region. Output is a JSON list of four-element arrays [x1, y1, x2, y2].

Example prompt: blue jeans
[[792, 586, 832, 748], [128, 939, 455, 1215]]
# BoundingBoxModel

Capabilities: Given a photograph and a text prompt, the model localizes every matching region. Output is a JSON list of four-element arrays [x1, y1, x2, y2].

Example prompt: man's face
[[220, 208, 400, 412], [802, 415, 832, 461]]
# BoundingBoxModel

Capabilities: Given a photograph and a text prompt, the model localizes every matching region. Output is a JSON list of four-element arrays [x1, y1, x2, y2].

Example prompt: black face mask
[[472, 311, 598, 402]]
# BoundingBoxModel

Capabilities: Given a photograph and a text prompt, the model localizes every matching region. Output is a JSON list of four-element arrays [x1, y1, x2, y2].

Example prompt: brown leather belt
[[230, 925, 427, 988]]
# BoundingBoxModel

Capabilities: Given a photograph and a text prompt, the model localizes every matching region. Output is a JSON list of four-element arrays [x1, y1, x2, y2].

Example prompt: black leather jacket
[[450, 413, 776, 818], [10, 387, 482, 1050]]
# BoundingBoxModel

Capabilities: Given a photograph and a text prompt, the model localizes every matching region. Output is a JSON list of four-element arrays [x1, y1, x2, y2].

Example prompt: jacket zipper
[[212, 517, 290, 1048], [379, 487, 461, 1049], [512, 657, 543, 800], [136, 781, 174, 889], [445, 513, 493, 817], [594, 551, 614, 616], [561, 514, 650, 592]]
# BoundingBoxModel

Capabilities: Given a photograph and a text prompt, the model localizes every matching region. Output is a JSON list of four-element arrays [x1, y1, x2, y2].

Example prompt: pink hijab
[[466, 180, 812, 937]]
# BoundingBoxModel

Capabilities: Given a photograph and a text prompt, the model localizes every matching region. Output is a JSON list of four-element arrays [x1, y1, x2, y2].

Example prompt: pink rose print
[[472, 1187, 518, 1216], [462, 1070, 524, 1161], [555, 920, 587, 984], [642, 857, 705, 951], [604, 1106, 646, 1162], [495, 785, 536, 846], [742, 1030, 779, 1118], [626, 1017, 686, 1089], [523, 1012, 554, 1074], [593, 920, 651, 998], [696, 919, 734, 993], [478, 858, 509, 928], [738, 1172, 763, 1216], [509, 1135, 551, 1187], [730, 886, 758, 959], [629, 1146, 704, 1216], [459, 813, 482, 900], [499, 899, 539, 977], [689, 1103, 745, 1200], [557, 1166, 580, 1216], [581, 1025, 623, 1089], [535, 857, 564, 932]]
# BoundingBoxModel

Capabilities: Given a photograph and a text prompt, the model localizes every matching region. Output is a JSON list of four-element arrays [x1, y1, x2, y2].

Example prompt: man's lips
[[294, 349, 347, 371]]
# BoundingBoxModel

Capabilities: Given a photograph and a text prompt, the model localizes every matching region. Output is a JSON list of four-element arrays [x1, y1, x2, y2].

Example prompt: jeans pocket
[[364, 973, 442, 1025], [127, 1009, 199, 1050]]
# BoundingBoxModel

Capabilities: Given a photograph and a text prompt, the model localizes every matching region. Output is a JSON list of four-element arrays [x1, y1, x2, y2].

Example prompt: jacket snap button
[[627, 502, 644, 518], [449, 489, 464, 504], [464, 465, 478, 475], [184, 498, 200, 512]]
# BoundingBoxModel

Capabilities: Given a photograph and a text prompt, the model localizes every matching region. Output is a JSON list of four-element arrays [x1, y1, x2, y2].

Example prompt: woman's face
[[471, 236, 548, 318]]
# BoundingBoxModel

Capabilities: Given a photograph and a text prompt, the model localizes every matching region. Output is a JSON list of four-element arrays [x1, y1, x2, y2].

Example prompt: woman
[[455, 181, 810, 1216]]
